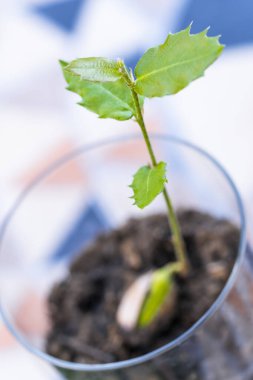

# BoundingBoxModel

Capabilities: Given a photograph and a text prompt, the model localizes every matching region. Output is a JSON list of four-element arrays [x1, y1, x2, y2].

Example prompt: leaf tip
[[213, 35, 225, 54], [186, 21, 193, 34], [199, 26, 210, 37], [216, 34, 224, 44], [59, 59, 67, 67]]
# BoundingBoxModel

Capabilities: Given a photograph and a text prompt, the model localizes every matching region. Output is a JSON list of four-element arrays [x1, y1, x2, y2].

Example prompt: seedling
[[60, 25, 223, 329]]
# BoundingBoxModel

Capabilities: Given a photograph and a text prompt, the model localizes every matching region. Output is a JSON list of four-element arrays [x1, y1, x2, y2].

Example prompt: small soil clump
[[46, 210, 239, 364]]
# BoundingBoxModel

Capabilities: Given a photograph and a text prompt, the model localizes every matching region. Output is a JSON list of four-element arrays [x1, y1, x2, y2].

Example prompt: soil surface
[[46, 210, 239, 364]]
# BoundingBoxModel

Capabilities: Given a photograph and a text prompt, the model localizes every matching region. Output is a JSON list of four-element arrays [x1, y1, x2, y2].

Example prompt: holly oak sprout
[[60, 24, 224, 330]]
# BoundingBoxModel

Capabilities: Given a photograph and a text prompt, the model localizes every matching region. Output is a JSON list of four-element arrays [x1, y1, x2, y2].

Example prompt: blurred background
[[0, 0, 253, 378]]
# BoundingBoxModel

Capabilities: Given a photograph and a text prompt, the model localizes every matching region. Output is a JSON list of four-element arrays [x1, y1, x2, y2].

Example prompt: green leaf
[[130, 162, 167, 209], [134, 24, 224, 98], [65, 57, 123, 82], [138, 266, 175, 327], [60, 60, 143, 121]]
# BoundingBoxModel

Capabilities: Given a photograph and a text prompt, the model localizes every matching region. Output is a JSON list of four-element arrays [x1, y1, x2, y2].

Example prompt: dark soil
[[46, 210, 239, 365]]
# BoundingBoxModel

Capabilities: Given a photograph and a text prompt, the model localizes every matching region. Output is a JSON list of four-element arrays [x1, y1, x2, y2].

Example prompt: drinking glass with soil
[[0, 25, 252, 380]]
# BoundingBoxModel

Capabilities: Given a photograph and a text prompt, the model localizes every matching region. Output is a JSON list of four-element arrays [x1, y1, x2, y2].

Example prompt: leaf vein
[[100, 84, 133, 111], [136, 53, 216, 83]]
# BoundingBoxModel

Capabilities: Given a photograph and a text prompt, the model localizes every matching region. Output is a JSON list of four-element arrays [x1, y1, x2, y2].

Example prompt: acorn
[[117, 263, 180, 331]]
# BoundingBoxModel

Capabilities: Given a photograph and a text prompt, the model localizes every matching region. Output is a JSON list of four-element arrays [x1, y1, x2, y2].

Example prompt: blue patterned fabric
[[50, 201, 110, 262], [178, 0, 253, 46], [33, 0, 85, 32]]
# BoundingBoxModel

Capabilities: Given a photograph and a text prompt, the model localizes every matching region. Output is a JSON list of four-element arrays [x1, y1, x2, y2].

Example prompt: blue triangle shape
[[33, 0, 85, 33], [49, 201, 110, 263]]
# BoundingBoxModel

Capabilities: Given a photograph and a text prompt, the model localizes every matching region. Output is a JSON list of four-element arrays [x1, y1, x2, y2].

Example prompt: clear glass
[[0, 134, 251, 380]]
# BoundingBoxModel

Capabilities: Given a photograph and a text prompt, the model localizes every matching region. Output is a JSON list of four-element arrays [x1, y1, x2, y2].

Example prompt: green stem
[[121, 66, 189, 276], [162, 189, 188, 275], [131, 91, 157, 166]]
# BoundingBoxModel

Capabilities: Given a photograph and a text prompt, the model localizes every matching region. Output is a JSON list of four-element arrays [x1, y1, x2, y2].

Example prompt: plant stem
[[133, 91, 188, 275], [162, 189, 188, 275], [131, 91, 158, 166], [121, 66, 188, 275]]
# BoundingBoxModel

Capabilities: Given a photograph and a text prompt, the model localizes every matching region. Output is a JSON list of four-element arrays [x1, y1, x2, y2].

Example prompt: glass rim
[[0, 133, 247, 372]]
